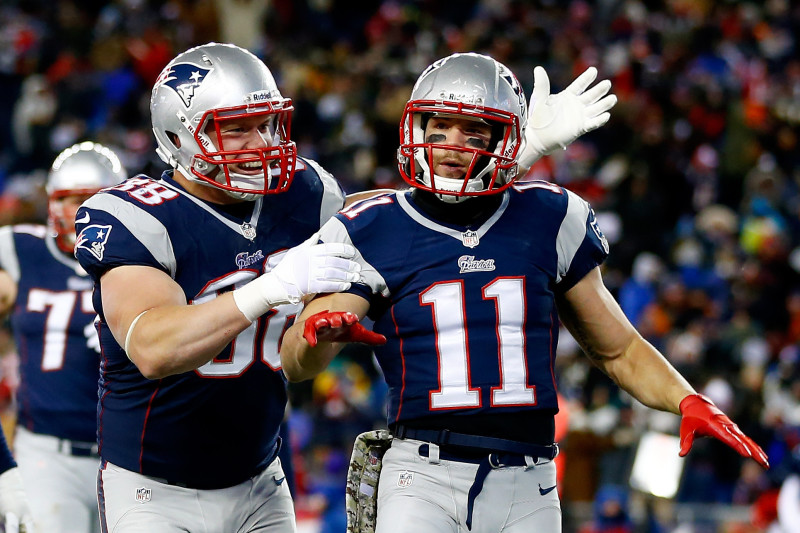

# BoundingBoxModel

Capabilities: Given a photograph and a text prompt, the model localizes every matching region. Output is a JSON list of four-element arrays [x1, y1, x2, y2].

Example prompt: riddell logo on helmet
[[245, 91, 276, 103], [437, 92, 484, 106]]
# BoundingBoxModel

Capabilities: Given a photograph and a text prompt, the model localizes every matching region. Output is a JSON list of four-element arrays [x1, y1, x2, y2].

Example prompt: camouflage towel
[[345, 430, 393, 533]]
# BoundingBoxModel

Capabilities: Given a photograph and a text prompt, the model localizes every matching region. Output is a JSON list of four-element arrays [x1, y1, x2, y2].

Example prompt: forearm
[[594, 334, 695, 414], [121, 293, 252, 379], [281, 319, 344, 382]]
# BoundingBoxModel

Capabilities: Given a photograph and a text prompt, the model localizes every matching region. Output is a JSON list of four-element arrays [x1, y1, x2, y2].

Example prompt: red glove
[[679, 394, 769, 468], [303, 310, 387, 347]]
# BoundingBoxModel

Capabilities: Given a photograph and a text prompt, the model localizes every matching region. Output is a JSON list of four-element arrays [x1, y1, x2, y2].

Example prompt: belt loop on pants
[[57, 439, 100, 458]]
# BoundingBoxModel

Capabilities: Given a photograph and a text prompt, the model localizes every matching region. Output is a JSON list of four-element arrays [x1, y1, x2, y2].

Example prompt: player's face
[[204, 113, 278, 174], [50, 192, 96, 251], [423, 116, 492, 179]]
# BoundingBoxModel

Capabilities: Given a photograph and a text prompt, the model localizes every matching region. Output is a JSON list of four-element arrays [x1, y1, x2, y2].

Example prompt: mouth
[[436, 159, 466, 177], [231, 160, 264, 174]]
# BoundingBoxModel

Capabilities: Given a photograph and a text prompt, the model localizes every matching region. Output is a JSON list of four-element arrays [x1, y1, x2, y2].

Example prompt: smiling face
[[204, 112, 278, 174], [423, 115, 493, 180]]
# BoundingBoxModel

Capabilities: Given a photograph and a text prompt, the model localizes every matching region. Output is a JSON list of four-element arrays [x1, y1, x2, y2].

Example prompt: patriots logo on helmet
[[75, 224, 113, 261], [156, 63, 212, 108]]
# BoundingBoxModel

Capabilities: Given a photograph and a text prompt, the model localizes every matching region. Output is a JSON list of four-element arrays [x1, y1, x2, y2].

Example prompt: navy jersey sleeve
[[317, 195, 393, 305], [74, 191, 174, 283], [555, 189, 610, 292]]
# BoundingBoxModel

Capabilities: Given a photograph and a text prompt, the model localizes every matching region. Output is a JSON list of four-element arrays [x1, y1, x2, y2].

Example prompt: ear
[[167, 131, 181, 149]]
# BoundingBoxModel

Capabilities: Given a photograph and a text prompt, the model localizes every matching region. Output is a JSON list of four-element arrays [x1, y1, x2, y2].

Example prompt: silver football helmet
[[150, 42, 297, 201], [47, 141, 127, 252], [397, 53, 527, 203]]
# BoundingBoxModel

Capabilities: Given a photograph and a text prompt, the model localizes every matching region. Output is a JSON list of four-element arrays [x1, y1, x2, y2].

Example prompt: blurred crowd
[[1, 0, 800, 531]]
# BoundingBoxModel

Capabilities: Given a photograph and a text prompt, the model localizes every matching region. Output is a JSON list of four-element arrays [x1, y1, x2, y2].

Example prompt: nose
[[244, 127, 273, 148]]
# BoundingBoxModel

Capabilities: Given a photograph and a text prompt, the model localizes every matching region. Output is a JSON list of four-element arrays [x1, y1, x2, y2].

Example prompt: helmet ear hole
[[166, 131, 181, 149]]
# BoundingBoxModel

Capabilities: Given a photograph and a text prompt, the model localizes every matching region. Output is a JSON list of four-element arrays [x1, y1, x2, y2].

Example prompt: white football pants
[[98, 456, 295, 532], [15, 426, 102, 533], [376, 438, 561, 533]]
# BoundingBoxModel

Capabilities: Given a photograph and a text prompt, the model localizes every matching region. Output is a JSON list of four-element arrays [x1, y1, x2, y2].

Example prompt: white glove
[[0, 468, 35, 533], [233, 233, 361, 321], [519, 66, 617, 169]]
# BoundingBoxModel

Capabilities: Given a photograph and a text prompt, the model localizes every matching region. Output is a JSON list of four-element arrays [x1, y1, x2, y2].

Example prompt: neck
[[411, 190, 503, 226], [172, 171, 247, 205]]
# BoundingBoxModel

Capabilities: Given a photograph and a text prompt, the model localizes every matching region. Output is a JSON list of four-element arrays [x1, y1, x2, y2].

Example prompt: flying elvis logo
[[155, 63, 212, 108], [75, 225, 113, 261]]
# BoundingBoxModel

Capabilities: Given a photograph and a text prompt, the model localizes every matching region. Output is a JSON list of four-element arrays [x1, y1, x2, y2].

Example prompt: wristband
[[232, 272, 299, 322]]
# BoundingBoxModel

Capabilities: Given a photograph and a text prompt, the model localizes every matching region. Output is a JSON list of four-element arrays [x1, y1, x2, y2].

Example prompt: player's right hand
[[0, 468, 36, 532], [233, 233, 362, 321], [519, 65, 616, 168], [303, 310, 387, 347], [271, 233, 362, 303], [678, 393, 769, 468]]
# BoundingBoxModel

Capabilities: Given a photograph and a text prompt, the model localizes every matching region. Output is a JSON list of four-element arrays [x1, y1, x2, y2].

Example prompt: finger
[[317, 256, 361, 274], [583, 112, 611, 132], [584, 94, 617, 118], [578, 79, 612, 104], [348, 324, 387, 345], [340, 312, 360, 326], [315, 243, 357, 259], [679, 431, 694, 457], [530, 66, 551, 107], [303, 322, 320, 347], [564, 66, 598, 95]]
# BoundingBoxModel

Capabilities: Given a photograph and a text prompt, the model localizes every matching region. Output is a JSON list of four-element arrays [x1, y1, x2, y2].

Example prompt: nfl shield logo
[[135, 487, 151, 504], [397, 470, 414, 488], [461, 230, 480, 248]]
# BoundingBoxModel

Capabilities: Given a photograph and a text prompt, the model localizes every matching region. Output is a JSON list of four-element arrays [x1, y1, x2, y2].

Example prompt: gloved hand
[[519, 66, 617, 169], [679, 394, 769, 468], [303, 310, 387, 347], [233, 234, 361, 321], [0, 467, 36, 533]]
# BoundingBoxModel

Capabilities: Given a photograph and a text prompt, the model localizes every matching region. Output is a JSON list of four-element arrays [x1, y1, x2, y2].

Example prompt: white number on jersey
[[421, 277, 536, 409], [27, 289, 94, 371], [192, 256, 295, 377]]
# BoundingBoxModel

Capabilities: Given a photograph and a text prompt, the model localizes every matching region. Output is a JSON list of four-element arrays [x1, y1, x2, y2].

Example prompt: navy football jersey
[[319, 182, 609, 438], [74, 160, 343, 489], [0, 224, 99, 443]]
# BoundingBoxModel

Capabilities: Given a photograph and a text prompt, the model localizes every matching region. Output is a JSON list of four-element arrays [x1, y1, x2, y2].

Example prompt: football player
[[280, 53, 769, 533], [0, 141, 126, 533], [73, 42, 362, 532]]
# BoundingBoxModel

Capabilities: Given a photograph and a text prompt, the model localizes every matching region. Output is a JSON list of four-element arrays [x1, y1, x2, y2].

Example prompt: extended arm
[[558, 267, 768, 467], [280, 292, 375, 382], [557, 267, 692, 412], [103, 236, 361, 379]]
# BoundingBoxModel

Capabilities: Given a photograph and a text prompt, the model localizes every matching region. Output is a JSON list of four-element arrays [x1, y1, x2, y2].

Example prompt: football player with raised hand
[[280, 53, 768, 533], [0, 141, 126, 533]]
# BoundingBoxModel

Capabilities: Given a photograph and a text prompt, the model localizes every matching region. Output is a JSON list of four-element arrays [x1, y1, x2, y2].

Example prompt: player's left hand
[[0, 468, 36, 532], [679, 393, 769, 468], [303, 310, 387, 348], [519, 66, 617, 169]]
